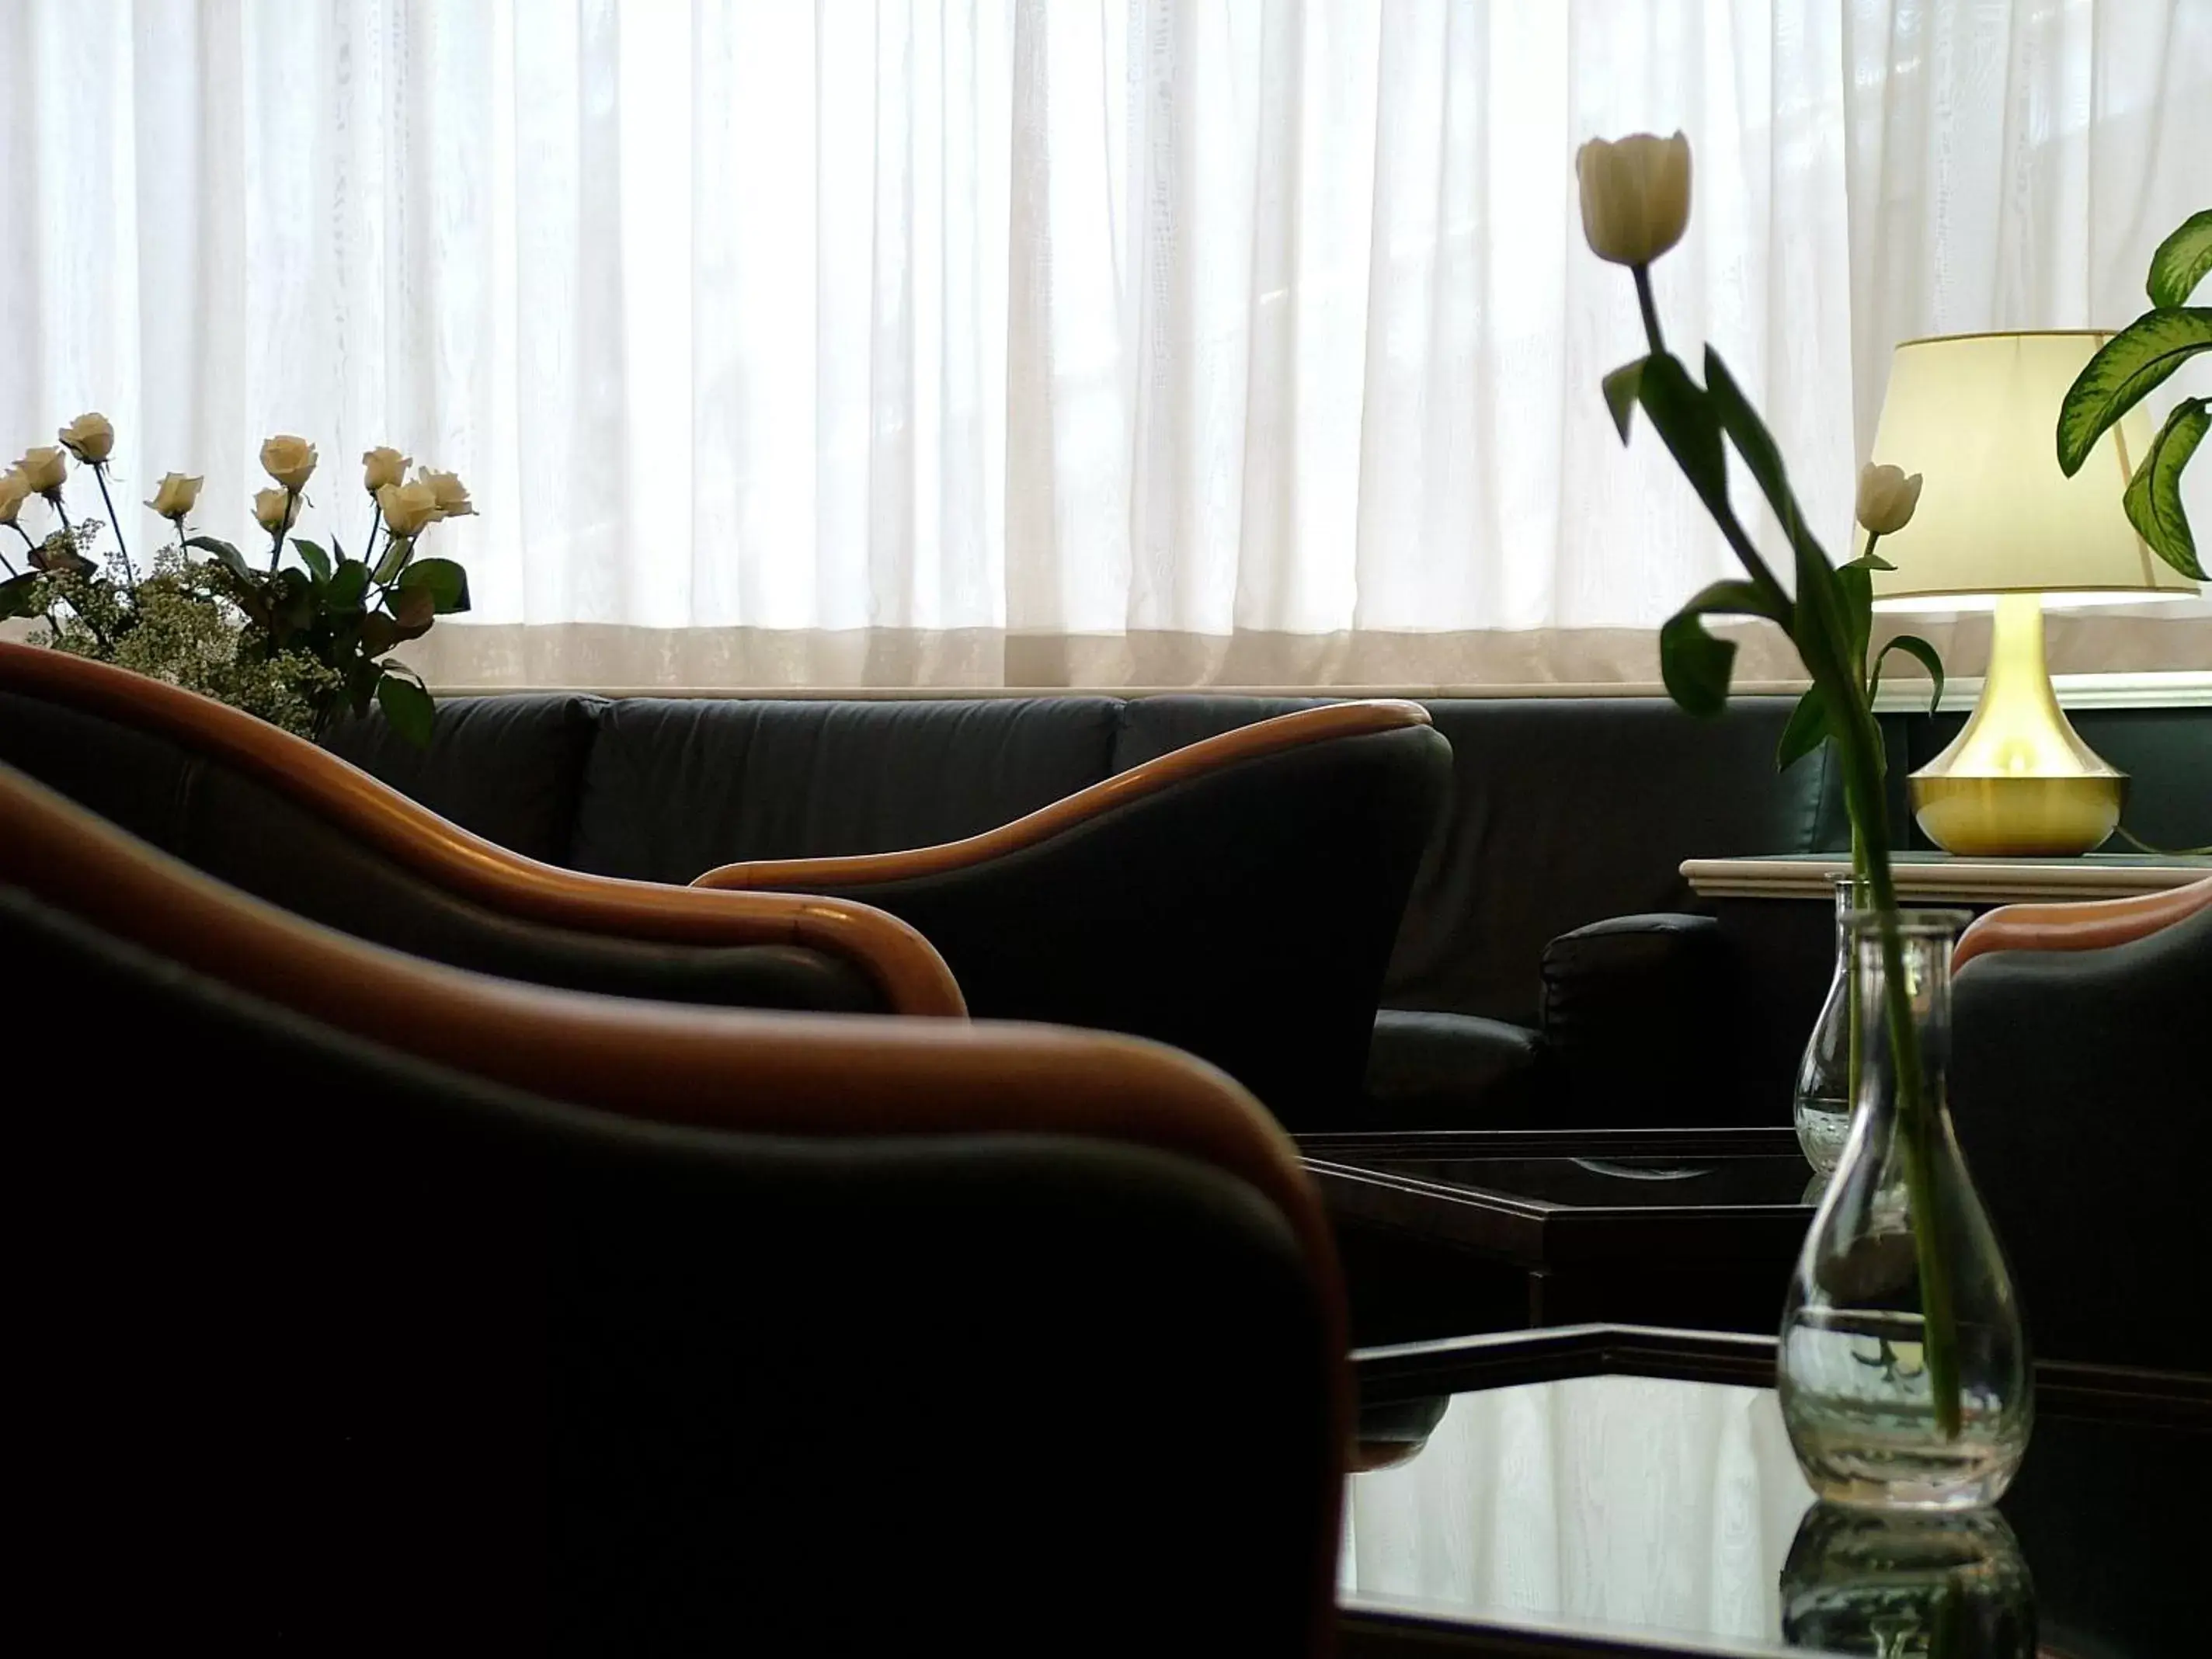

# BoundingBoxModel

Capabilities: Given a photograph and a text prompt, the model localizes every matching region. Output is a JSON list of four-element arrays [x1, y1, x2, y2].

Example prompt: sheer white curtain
[[2, 1, 2205, 690]]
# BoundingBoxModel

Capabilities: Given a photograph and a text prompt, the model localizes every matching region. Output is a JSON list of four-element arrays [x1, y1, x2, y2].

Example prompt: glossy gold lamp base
[[1907, 593, 2126, 857]]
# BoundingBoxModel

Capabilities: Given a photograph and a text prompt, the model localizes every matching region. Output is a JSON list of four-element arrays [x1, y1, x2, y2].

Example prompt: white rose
[[253, 486, 301, 535], [259, 433, 318, 491], [1856, 463, 1924, 537], [58, 412, 116, 464], [1576, 131, 1692, 269], [147, 472, 205, 521], [363, 446, 410, 492], [416, 468, 475, 520], [377, 479, 441, 538], [0, 468, 30, 525], [16, 445, 68, 496]]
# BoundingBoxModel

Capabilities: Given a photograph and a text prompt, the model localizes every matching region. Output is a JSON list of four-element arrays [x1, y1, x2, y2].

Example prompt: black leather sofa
[[322, 687, 2210, 1131]]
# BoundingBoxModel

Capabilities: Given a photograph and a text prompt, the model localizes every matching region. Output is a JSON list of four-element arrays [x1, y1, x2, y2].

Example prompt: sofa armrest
[[1539, 913, 1744, 1126], [1953, 875, 2212, 972]]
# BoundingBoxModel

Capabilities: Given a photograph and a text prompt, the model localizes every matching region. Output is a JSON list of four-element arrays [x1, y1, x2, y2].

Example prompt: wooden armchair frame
[[0, 643, 962, 1015], [693, 698, 1435, 891], [1953, 875, 2212, 972]]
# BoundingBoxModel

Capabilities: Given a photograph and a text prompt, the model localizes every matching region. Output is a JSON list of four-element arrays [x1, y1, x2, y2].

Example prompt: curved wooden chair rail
[[694, 697, 1435, 891], [0, 755, 1349, 1602], [1953, 875, 2212, 973], [0, 643, 963, 1017]]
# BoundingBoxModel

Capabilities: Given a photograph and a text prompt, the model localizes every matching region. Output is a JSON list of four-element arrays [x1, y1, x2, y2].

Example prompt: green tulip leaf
[[1703, 347, 1807, 542], [1635, 353, 1732, 528], [0, 571, 45, 621], [395, 556, 471, 615], [1658, 578, 1779, 718], [290, 537, 332, 583], [1776, 683, 1830, 771], [372, 535, 413, 584], [2055, 308, 2212, 476], [375, 673, 436, 749], [1602, 358, 1647, 443], [2147, 209, 2212, 309], [2120, 396, 2208, 582], [1872, 633, 1946, 714], [1836, 558, 1874, 675]]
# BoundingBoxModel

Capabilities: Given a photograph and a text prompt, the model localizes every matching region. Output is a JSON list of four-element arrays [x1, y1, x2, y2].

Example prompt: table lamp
[[1866, 330, 2199, 857]]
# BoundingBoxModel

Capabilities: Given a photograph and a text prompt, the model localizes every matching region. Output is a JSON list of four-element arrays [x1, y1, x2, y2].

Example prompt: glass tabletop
[[1344, 1373, 2200, 1657], [1334, 1154, 1820, 1209]]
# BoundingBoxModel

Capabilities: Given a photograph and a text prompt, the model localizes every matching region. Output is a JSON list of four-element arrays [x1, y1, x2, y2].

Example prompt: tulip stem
[[1633, 264, 1665, 355], [90, 462, 136, 596], [270, 488, 294, 572]]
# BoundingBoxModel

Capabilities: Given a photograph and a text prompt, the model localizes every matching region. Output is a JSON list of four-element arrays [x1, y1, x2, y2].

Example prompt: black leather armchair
[[1, 757, 1348, 1653], [693, 701, 1454, 1130], [1950, 878, 2212, 1374], [0, 642, 963, 1016]]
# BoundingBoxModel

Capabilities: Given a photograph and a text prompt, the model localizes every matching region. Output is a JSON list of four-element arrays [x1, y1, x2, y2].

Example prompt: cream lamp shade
[[1862, 330, 2199, 857], [1866, 330, 2195, 603]]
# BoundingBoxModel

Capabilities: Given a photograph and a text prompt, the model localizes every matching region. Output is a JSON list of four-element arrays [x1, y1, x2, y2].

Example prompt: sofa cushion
[[569, 697, 1125, 884], [322, 693, 607, 868]]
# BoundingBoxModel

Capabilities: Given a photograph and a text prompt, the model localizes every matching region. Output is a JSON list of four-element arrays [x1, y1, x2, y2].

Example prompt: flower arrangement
[[1, 419, 473, 744], [2055, 207, 2210, 581], [1575, 132, 1964, 1435]]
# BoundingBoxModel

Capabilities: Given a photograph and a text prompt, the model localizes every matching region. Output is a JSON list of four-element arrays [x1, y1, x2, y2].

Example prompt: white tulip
[[16, 445, 68, 496], [147, 472, 205, 522], [253, 486, 301, 535], [415, 468, 474, 520], [58, 412, 116, 464], [377, 479, 442, 538], [259, 433, 318, 492], [0, 468, 30, 525], [363, 447, 410, 492], [1856, 464, 1923, 537], [1576, 131, 1692, 268]]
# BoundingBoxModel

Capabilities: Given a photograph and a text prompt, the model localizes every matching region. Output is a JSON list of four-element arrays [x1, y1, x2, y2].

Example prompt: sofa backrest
[[1118, 694, 1840, 1024], [323, 693, 608, 868], [565, 697, 1125, 882]]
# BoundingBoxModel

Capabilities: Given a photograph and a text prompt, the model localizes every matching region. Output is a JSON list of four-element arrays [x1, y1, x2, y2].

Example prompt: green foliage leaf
[[1872, 634, 1946, 714], [395, 556, 471, 615], [375, 673, 436, 748], [0, 571, 45, 621], [326, 559, 370, 613], [1602, 358, 1647, 443], [2147, 209, 2212, 309], [186, 534, 255, 584], [360, 612, 401, 659], [1776, 683, 1830, 771], [2055, 308, 2212, 475], [390, 588, 436, 635], [1636, 354, 1731, 523], [1658, 579, 1776, 718], [2121, 396, 2208, 582], [290, 537, 332, 583]]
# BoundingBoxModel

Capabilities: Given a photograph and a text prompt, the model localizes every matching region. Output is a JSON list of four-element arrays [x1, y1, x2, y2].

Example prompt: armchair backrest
[[0, 761, 1349, 1653]]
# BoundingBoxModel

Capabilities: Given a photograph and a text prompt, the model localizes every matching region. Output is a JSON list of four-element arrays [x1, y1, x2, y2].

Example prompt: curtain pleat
[[2, 0, 2205, 688]]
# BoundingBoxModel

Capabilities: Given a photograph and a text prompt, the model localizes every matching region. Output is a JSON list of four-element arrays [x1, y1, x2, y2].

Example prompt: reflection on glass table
[[1343, 1372, 2201, 1657]]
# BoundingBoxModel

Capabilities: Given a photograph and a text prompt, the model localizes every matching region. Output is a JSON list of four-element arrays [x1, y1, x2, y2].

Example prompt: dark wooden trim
[[1953, 874, 2212, 971], [0, 642, 965, 1015], [691, 698, 1433, 890]]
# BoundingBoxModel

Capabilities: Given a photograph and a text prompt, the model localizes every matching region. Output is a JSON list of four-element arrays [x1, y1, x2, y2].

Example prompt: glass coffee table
[[1299, 1129, 1820, 1344], [1343, 1325, 2211, 1657]]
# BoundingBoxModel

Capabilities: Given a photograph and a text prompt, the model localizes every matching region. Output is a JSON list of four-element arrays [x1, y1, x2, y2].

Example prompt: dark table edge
[[1352, 1323, 2212, 1428], [1302, 1128, 1807, 1161]]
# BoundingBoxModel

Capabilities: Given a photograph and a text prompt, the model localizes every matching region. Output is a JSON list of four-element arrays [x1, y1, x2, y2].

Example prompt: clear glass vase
[[1779, 908, 2033, 1510], [1793, 874, 1863, 1174], [1779, 1503, 2036, 1657]]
